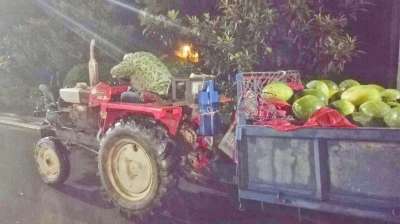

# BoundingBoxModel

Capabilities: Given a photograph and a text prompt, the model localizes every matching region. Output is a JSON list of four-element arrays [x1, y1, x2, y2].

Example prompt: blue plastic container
[[197, 80, 221, 136], [199, 112, 220, 136], [198, 80, 219, 112]]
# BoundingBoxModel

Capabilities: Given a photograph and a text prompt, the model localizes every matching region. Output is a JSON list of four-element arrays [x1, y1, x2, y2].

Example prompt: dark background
[[345, 0, 399, 87]]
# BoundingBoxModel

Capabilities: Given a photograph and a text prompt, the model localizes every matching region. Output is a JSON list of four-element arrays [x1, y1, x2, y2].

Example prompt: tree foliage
[[2, 17, 85, 82], [0, 1, 85, 85], [139, 0, 371, 81], [63, 63, 114, 87], [0, 0, 146, 86], [0, 0, 139, 112], [0, 0, 372, 104]]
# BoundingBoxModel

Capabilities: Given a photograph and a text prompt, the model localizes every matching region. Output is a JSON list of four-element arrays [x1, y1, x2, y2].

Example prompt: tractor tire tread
[[98, 117, 178, 221]]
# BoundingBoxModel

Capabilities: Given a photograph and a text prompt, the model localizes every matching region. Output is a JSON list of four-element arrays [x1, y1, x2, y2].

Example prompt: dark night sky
[[344, 0, 399, 87]]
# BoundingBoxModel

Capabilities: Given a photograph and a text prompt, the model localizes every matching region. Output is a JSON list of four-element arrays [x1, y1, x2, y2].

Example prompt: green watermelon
[[359, 100, 391, 118], [366, 84, 385, 92], [292, 95, 325, 121], [298, 89, 328, 105], [331, 99, 355, 116], [384, 107, 400, 128], [341, 85, 381, 106], [339, 79, 360, 91], [321, 80, 339, 97], [352, 112, 374, 127], [306, 80, 330, 97], [381, 89, 400, 102], [262, 82, 293, 102], [387, 101, 400, 108], [328, 90, 342, 103]]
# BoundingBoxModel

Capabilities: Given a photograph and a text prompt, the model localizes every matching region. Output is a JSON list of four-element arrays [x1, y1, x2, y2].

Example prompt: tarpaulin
[[305, 107, 357, 128], [255, 107, 357, 131], [257, 98, 292, 121], [287, 81, 304, 91]]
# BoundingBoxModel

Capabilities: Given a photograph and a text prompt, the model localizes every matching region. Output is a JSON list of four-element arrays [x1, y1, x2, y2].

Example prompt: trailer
[[236, 72, 400, 223]]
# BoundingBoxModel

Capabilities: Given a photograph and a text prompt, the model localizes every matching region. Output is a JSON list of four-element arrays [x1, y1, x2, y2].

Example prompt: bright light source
[[181, 45, 191, 57], [190, 52, 199, 63], [175, 44, 199, 63]]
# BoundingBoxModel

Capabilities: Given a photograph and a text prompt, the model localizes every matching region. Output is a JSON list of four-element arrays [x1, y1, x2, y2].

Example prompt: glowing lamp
[[175, 44, 199, 63]]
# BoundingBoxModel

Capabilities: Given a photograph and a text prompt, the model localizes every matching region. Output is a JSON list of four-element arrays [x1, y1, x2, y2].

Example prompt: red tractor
[[32, 42, 400, 223], [33, 43, 232, 220]]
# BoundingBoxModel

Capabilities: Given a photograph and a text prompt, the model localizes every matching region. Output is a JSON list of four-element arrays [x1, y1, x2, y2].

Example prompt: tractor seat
[[120, 90, 163, 104], [121, 90, 165, 104], [120, 91, 142, 103]]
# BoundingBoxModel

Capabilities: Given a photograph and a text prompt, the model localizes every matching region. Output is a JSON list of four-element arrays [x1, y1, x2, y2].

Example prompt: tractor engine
[[36, 82, 101, 153], [67, 104, 98, 130], [58, 83, 98, 130]]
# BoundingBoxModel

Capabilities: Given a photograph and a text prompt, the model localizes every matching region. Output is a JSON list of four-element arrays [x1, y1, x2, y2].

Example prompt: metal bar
[[236, 73, 246, 127], [240, 126, 400, 143], [313, 139, 329, 201], [238, 136, 249, 189], [238, 190, 398, 223], [76, 143, 98, 155], [235, 73, 245, 141], [104, 102, 181, 111], [329, 194, 399, 209], [186, 80, 192, 103], [171, 78, 177, 101], [246, 183, 314, 197]]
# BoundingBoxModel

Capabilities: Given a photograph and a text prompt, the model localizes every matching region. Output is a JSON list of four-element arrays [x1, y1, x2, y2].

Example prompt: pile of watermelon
[[110, 52, 172, 96], [262, 79, 400, 128]]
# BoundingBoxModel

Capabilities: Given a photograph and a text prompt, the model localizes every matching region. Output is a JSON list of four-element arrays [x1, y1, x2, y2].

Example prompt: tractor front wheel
[[98, 118, 177, 220], [33, 137, 70, 186]]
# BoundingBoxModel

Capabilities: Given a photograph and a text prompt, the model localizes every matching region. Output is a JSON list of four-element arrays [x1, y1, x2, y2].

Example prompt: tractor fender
[[99, 102, 183, 136]]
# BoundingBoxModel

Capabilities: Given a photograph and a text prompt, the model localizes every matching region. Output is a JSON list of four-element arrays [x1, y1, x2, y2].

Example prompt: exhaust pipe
[[88, 39, 99, 87]]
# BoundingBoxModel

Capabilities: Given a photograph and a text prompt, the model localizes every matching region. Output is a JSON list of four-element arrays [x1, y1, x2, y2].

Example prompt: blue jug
[[198, 80, 221, 136]]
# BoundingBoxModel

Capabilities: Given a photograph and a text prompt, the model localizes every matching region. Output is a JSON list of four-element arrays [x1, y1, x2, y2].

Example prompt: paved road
[[0, 121, 386, 224], [0, 124, 133, 224]]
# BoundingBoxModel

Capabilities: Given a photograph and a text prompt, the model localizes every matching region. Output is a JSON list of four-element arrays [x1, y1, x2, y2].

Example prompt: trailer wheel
[[34, 137, 70, 186], [98, 118, 177, 221]]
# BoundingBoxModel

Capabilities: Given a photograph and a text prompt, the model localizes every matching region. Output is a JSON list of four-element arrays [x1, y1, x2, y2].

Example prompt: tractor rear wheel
[[98, 118, 178, 220], [33, 137, 70, 186]]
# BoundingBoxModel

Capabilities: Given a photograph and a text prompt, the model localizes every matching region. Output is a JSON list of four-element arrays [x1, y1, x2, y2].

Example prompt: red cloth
[[287, 81, 304, 91], [304, 107, 357, 128], [256, 119, 297, 131], [257, 98, 291, 121], [256, 107, 356, 131]]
